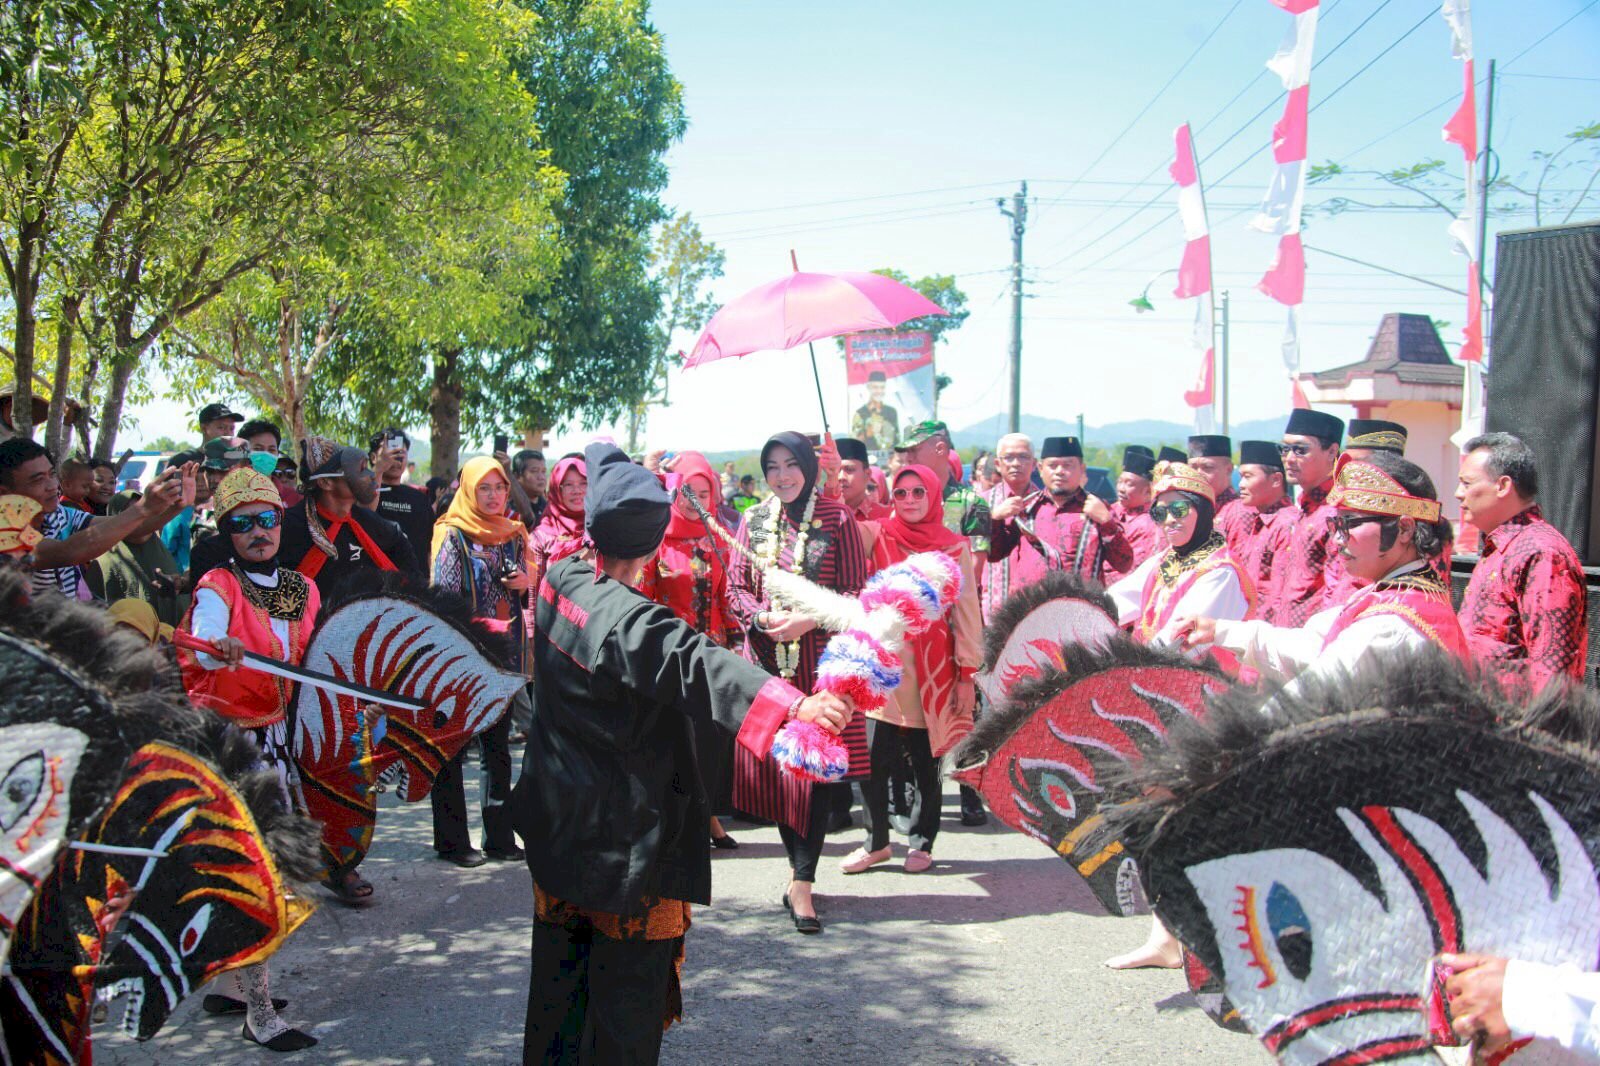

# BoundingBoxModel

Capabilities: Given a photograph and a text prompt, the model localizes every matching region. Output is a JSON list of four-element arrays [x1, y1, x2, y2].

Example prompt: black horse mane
[[953, 635, 1222, 772], [979, 570, 1115, 674], [316, 571, 515, 670], [0, 571, 322, 883]]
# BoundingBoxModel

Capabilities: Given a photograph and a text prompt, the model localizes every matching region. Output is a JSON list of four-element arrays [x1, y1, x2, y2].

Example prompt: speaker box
[[1485, 220, 1600, 565]]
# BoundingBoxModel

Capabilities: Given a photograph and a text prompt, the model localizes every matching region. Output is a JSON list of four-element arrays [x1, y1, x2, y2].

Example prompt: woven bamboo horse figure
[[291, 591, 525, 881], [974, 571, 1120, 706], [950, 638, 1228, 918], [1113, 649, 1600, 1065]]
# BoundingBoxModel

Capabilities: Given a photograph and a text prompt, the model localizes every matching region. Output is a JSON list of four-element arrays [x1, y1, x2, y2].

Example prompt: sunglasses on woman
[[892, 486, 928, 501], [1150, 499, 1193, 523], [222, 510, 282, 535]]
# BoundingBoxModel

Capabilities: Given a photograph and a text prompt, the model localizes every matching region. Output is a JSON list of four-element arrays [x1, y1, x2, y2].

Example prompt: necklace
[[755, 492, 816, 678], [231, 564, 311, 620]]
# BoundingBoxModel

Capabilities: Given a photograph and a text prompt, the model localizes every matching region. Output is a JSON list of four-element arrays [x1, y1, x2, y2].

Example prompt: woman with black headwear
[[1103, 460, 1254, 971], [727, 431, 869, 934]]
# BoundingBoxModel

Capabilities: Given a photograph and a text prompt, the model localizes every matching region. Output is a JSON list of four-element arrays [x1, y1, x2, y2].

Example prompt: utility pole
[[998, 181, 1028, 433], [1219, 289, 1231, 436], [1476, 59, 1496, 364]]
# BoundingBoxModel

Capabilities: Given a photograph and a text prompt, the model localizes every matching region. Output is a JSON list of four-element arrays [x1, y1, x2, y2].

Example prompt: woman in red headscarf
[[839, 464, 981, 877], [638, 451, 742, 848], [527, 454, 587, 591]]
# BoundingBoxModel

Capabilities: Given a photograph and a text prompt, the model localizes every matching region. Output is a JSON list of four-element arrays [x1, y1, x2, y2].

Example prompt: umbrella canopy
[[684, 271, 947, 368]]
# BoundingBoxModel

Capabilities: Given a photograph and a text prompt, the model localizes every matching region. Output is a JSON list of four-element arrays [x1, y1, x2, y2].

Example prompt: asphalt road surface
[[96, 762, 1268, 1065]]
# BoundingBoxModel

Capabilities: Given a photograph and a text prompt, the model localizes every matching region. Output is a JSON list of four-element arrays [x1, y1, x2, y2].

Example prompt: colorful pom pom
[[770, 720, 850, 783], [817, 632, 902, 712]]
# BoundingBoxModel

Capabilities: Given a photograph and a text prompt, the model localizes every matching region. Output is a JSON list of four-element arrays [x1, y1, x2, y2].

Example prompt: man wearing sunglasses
[[1178, 451, 1467, 691], [1258, 409, 1358, 626], [279, 435, 417, 598]]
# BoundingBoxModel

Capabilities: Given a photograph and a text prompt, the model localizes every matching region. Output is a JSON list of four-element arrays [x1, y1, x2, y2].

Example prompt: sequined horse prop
[[292, 592, 526, 880], [1114, 650, 1600, 1064], [975, 571, 1120, 706], [950, 640, 1226, 917]]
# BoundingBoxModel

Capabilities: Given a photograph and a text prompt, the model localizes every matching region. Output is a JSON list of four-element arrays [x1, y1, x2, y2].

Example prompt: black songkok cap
[[835, 437, 869, 465], [1284, 408, 1345, 444], [1187, 435, 1232, 459], [1346, 418, 1407, 454], [1239, 440, 1284, 471], [584, 442, 670, 559], [1122, 447, 1156, 480], [1040, 436, 1082, 460], [1157, 446, 1186, 464]]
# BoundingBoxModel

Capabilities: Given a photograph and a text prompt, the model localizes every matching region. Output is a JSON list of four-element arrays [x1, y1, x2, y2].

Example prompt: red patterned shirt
[[1108, 501, 1163, 582], [1260, 480, 1356, 627], [1220, 497, 1292, 611], [988, 488, 1133, 593], [1460, 505, 1589, 694]]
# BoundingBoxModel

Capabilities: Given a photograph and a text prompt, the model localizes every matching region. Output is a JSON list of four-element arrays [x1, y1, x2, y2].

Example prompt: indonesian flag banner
[[1171, 122, 1217, 433], [1441, 0, 1485, 447], [1254, 0, 1318, 408]]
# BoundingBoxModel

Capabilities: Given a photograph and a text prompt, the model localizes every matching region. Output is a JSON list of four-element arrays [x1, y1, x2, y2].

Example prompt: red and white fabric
[[1171, 122, 1218, 434]]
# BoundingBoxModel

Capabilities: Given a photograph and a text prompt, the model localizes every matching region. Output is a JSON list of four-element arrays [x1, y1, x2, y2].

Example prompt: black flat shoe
[[203, 994, 287, 1015], [438, 848, 487, 868], [484, 846, 525, 862], [243, 1022, 318, 1052], [781, 893, 822, 934], [710, 834, 740, 850]]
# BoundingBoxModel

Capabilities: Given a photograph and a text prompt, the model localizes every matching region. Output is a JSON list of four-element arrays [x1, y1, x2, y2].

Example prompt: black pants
[[523, 920, 676, 1065], [778, 781, 846, 882], [431, 715, 517, 854], [862, 720, 943, 853]]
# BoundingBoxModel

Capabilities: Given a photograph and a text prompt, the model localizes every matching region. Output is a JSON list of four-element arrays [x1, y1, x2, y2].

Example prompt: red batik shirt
[[988, 489, 1133, 590], [1108, 501, 1162, 582], [1460, 505, 1589, 694], [1219, 497, 1291, 609], [1261, 480, 1356, 627]]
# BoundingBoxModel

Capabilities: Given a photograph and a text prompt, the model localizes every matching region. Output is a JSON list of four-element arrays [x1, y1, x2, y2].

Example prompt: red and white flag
[[1254, 0, 1318, 406], [1171, 122, 1218, 433], [1442, 0, 1485, 444]]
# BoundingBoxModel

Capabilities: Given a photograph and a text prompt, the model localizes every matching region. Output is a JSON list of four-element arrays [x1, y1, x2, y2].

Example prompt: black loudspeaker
[[1485, 220, 1600, 565]]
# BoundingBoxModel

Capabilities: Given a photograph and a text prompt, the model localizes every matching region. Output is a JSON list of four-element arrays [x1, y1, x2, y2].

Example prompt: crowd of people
[[0, 397, 1591, 1063]]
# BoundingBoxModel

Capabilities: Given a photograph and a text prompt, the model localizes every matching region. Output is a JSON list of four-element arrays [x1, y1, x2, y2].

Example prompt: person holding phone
[[368, 427, 432, 578], [428, 456, 529, 866]]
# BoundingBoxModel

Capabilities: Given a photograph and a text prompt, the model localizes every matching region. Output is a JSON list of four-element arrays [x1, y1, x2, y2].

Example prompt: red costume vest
[[1321, 567, 1468, 662], [178, 567, 319, 728]]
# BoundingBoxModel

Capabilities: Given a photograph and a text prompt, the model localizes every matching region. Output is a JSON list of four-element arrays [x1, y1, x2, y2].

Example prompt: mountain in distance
[[950, 413, 1289, 452]]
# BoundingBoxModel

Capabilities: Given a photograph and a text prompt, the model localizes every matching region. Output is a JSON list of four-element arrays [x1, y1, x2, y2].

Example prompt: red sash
[[297, 507, 398, 579]]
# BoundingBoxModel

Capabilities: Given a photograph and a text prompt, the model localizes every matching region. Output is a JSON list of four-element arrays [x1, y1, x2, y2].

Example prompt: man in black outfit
[[278, 435, 417, 600], [369, 427, 433, 578], [513, 443, 853, 1065], [513, 449, 549, 529]]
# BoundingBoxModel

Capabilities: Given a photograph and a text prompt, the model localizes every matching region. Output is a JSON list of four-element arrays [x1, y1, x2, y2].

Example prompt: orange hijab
[[430, 456, 524, 566]]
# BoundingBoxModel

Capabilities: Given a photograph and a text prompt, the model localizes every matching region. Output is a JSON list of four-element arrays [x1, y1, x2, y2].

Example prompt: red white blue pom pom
[[770, 720, 850, 783], [816, 632, 902, 713]]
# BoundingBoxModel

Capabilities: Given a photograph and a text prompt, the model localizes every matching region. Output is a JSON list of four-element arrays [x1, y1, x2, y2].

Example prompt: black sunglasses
[[1332, 513, 1392, 539], [1277, 441, 1320, 458], [223, 510, 282, 535], [1150, 499, 1194, 523]]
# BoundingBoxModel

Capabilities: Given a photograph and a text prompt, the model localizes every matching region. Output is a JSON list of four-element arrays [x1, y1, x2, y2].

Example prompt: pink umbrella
[[684, 269, 947, 431]]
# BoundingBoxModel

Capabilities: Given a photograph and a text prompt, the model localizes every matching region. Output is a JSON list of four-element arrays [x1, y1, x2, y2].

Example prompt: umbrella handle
[[806, 341, 830, 436]]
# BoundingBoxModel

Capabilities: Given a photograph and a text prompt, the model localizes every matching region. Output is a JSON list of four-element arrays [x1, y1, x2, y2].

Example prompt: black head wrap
[[760, 432, 819, 522], [583, 442, 670, 559]]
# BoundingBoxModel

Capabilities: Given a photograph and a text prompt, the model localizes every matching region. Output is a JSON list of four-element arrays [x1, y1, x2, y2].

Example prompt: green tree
[[625, 211, 725, 451]]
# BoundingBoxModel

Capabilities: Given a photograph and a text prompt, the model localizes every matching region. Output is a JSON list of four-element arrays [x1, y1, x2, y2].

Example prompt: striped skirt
[[732, 711, 868, 834]]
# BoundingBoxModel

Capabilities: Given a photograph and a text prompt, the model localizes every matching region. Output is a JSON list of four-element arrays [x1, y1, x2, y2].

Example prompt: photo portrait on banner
[[845, 331, 936, 456]]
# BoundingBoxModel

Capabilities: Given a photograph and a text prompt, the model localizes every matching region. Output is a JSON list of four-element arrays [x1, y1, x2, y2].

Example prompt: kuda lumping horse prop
[[974, 571, 1120, 706]]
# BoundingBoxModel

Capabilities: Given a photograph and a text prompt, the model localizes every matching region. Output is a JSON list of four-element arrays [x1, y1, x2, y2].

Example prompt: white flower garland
[[758, 491, 816, 679]]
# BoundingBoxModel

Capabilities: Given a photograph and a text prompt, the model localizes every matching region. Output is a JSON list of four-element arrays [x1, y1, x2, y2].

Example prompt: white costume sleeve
[[191, 587, 231, 670], [1108, 555, 1160, 626], [1149, 568, 1252, 648], [1214, 607, 1340, 684], [1502, 959, 1600, 1059]]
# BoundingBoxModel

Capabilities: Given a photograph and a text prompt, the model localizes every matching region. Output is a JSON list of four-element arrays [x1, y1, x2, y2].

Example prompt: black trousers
[[861, 720, 943, 853], [523, 920, 677, 1065], [778, 781, 847, 882], [431, 714, 517, 854]]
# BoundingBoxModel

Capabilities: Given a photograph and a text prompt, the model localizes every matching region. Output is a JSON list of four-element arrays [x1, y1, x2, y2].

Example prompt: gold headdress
[[1151, 461, 1215, 506], [1326, 454, 1441, 522], [213, 469, 282, 518], [0, 495, 43, 555]]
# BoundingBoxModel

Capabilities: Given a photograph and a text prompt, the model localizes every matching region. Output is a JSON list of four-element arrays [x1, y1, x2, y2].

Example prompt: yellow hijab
[[430, 456, 525, 566]]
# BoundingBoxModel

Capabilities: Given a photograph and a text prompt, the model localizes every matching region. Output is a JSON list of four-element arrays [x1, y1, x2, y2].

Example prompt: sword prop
[[172, 630, 425, 710]]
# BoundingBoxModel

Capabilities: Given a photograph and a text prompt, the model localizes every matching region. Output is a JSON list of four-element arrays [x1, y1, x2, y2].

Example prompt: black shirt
[[375, 483, 434, 577], [278, 500, 419, 600]]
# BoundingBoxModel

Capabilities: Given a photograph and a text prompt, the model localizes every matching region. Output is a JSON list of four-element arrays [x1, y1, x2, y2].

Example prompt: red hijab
[[664, 451, 719, 539], [539, 455, 586, 537], [877, 464, 964, 559]]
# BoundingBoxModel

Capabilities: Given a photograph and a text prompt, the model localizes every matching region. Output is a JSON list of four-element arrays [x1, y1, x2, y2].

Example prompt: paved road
[[97, 764, 1268, 1065]]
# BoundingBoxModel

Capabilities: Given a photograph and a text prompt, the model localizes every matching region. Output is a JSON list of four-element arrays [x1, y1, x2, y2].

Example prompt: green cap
[[202, 437, 250, 470], [898, 419, 950, 449]]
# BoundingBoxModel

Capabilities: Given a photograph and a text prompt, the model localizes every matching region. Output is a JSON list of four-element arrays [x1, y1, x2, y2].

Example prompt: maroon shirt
[[988, 487, 1133, 589], [1219, 496, 1292, 611], [1108, 501, 1162, 582], [1260, 480, 1356, 627], [1460, 505, 1588, 694]]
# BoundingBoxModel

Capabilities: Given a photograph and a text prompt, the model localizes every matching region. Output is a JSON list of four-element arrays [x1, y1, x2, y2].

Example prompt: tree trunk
[[46, 295, 79, 460], [429, 346, 463, 480], [11, 234, 38, 439], [625, 403, 644, 453], [93, 358, 137, 460]]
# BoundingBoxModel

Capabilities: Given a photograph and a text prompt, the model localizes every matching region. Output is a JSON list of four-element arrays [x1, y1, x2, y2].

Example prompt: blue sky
[[131, 0, 1600, 454]]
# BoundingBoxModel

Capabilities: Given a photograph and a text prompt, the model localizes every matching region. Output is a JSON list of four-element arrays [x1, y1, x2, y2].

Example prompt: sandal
[[322, 871, 374, 906]]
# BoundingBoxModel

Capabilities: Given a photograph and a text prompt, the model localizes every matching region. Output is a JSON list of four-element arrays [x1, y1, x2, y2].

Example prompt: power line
[[691, 182, 1013, 220]]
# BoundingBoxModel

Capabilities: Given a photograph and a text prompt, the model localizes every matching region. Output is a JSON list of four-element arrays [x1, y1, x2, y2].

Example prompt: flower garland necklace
[[758, 490, 816, 678]]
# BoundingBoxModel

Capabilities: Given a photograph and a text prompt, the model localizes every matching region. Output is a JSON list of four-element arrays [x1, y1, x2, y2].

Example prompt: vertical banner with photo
[[844, 331, 935, 456]]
